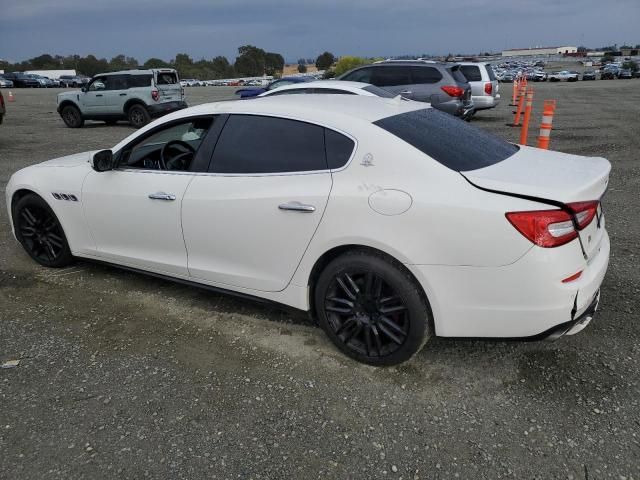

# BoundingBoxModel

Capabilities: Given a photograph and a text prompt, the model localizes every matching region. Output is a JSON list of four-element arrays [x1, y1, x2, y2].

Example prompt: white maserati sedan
[[6, 96, 610, 365], [258, 80, 396, 98]]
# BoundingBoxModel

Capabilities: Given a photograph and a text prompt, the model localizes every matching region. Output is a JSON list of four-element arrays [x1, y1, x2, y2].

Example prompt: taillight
[[441, 85, 464, 97], [484, 82, 493, 95], [151, 89, 160, 101], [505, 201, 599, 248]]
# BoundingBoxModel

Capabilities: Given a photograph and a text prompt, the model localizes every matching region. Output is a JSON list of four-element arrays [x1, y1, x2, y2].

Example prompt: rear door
[[409, 66, 444, 102], [370, 66, 413, 97], [182, 114, 333, 292], [154, 70, 183, 103]]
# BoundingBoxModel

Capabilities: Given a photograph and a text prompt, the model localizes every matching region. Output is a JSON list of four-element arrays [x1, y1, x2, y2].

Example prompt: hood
[[462, 145, 610, 204], [35, 151, 94, 168]]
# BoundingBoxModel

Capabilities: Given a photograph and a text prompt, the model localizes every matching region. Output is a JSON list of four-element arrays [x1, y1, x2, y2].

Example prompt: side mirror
[[92, 150, 114, 172]]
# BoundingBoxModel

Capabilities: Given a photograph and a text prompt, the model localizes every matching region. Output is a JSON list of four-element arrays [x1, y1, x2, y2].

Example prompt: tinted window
[[371, 67, 411, 87], [342, 67, 372, 83], [449, 66, 468, 83], [460, 65, 482, 82], [129, 74, 152, 88], [485, 64, 496, 81], [312, 88, 357, 94], [362, 85, 395, 98], [374, 108, 519, 172], [211, 115, 326, 173], [104, 75, 128, 90], [325, 129, 355, 169], [410, 66, 442, 84]]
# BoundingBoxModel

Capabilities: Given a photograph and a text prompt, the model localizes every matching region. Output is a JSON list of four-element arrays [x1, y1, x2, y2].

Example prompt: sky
[[0, 0, 637, 63]]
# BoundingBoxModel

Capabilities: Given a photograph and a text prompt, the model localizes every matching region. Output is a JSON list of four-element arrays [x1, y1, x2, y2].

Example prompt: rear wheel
[[127, 104, 150, 128], [314, 250, 432, 366], [13, 194, 74, 268], [61, 105, 84, 128]]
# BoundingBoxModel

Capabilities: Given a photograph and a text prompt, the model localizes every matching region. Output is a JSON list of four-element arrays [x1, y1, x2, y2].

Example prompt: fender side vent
[[52, 192, 79, 202]]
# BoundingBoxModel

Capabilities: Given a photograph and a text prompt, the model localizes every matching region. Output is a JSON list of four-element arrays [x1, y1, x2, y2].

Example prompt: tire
[[127, 104, 151, 128], [13, 193, 74, 268], [314, 250, 432, 366], [61, 105, 84, 128]]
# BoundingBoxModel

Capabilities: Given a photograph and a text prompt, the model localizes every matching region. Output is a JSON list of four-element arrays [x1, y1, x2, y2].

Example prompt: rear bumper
[[147, 101, 188, 117], [406, 229, 610, 339], [472, 95, 499, 110]]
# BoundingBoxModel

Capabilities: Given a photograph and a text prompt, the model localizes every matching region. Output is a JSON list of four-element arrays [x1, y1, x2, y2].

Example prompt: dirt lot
[[1, 81, 639, 479]]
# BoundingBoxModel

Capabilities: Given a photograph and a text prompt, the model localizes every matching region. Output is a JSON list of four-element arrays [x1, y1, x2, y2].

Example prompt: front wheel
[[314, 250, 432, 366], [127, 104, 150, 128], [13, 193, 74, 268], [61, 105, 84, 128]]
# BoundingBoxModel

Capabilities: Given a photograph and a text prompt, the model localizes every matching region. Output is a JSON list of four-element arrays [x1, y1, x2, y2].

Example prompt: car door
[[369, 66, 413, 98], [182, 114, 333, 292], [82, 116, 218, 276], [102, 74, 130, 114], [80, 76, 108, 113]]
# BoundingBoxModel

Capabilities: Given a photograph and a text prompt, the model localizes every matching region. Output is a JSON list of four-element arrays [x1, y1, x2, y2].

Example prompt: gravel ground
[[1, 81, 639, 479]]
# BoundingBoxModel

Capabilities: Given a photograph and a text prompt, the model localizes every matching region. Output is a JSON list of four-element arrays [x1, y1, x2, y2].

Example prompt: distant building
[[25, 69, 77, 79], [501, 46, 578, 57], [620, 47, 639, 56]]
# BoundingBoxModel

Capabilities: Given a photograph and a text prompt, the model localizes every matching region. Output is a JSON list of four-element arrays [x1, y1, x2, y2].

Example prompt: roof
[[113, 96, 428, 151], [263, 80, 371, 92], [97, 68, 176, 76]]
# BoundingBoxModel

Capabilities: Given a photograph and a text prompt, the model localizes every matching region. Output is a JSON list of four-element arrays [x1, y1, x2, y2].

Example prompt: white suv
[[458, 62, 500, 112], [57, 69, 186, 128]]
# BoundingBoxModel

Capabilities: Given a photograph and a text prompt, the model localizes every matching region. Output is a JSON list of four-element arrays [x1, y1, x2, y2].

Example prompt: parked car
[[337, 60, 474, 119], [600, 70, 617, 80], [617, 69, 633, 79], [0, 90, 5, 124], [458, 62, 500, 112], [1, 72, 40, 88], [0, 75, 14, 88], [547, 71, 579, 82], [27, 74, 55, 88], [236, 77, 314, 98], [59, 75, 90, 88], [582, 71, 597, 80], [258, 80, 396, 98], [56, 68, 186, 128], [6, 95, 611, 365]]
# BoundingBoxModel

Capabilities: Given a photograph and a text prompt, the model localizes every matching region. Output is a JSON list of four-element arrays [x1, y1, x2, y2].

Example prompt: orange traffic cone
[[537, 100, 557, 150], [519, 88, 535, 145], [7, 91, 15, 102]]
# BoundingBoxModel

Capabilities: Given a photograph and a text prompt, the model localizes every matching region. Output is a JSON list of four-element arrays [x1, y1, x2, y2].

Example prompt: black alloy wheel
[[61, 105, 84, 128], [315, 251, 431, 366], [128, 104, 151, 128], [14, 194, 73, 268]]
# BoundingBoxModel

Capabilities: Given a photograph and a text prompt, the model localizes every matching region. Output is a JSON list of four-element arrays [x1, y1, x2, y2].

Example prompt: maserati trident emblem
[[361, 153, 374, 167]]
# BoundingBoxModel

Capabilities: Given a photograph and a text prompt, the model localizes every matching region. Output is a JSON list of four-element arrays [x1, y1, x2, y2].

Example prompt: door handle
[[148, 192, 176, 201], [278, 201, 315, 213], [119, 93, 127, 96], [96, 94, 103, 97], [400, 90, 412, 96]]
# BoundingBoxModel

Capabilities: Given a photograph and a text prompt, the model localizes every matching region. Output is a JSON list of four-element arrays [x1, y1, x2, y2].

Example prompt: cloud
[[0, 0, 636, 62]]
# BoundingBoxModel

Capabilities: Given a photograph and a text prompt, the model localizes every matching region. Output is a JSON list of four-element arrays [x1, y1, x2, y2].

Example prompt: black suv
[[337, 60, 474, 118], [1, 72, 40, 88]]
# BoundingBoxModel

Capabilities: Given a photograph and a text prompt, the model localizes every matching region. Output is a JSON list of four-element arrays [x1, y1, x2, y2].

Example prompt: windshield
[[374, 108, 519, 172]]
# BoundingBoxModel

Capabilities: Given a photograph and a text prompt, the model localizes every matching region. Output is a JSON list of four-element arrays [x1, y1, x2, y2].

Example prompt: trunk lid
[[462, 145, 610, 203], [463, 145, 610, 259]]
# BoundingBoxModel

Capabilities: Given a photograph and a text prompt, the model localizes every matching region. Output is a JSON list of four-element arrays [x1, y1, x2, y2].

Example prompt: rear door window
[[342, 67, 373, 83], [128, 75, 152, 88], [374, 108, 519, 172], [410, 67, 443, 84], [210, 115, 327, 174], [460, 65, 482, 82], [371, 67, 411, 87]]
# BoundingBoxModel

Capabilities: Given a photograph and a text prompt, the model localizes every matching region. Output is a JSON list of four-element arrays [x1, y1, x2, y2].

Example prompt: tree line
[[1, 48, 337, 79]]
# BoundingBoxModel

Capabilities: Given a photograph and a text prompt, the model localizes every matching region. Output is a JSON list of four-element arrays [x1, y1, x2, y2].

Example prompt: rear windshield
[[460, 65, 482, 82], [156, 72, 178, 85], [448, 65, 468, 83], [373, 108, 519, 172], [362, 85, 395, 98]]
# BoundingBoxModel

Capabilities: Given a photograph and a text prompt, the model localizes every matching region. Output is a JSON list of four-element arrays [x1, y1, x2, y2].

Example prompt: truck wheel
[[128, 104, 151, 128], [61, 105, 84, 128]]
